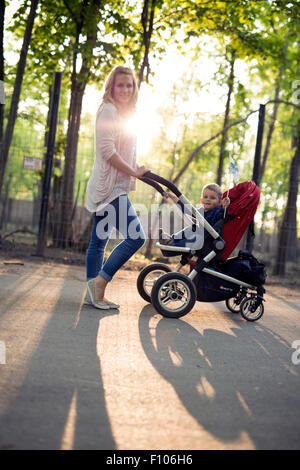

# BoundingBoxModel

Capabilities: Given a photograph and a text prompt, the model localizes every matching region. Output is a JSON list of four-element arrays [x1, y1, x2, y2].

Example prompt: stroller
[[137, 172, 266, 321]]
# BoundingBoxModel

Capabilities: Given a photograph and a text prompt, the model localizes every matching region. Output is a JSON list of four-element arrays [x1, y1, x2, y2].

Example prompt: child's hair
[[101, 65, 138, 115], [202, 183, 223, 199]]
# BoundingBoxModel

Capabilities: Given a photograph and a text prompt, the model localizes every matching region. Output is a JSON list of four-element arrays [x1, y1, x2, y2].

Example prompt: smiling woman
[[101, 65, 138, 117], [83, 80, 161, 156], [84, 65, 150, 310]]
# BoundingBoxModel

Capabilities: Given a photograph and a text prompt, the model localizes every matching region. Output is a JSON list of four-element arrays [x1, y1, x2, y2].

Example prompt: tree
[[273, 119, 300, 276], [0, 0, 39, 193], [258, 66, 283, 186], [138, 0, 157, 86], [57, 0, 103, 247], [0, 0, 5, 141], [216, 47, 236, 186]]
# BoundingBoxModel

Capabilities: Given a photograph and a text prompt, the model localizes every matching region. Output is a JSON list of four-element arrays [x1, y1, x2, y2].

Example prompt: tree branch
[[138, 0, 157, 86], [172, 97, 300, 185], [172, 108, 259, 185], [265, 99, 300, 110]]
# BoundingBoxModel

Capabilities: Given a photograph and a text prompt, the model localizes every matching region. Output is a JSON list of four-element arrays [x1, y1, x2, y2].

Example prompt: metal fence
[[1, 190, 299, 279], [0, 107, 299, 278]]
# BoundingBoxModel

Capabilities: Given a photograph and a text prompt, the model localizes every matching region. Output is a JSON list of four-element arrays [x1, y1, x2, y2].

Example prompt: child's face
[[201, 189, 221, 211]]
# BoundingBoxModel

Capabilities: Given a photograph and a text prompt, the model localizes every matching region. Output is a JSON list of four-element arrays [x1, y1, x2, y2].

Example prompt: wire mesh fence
[[0, 119, 299, 279], [1, 179, 299, 279]]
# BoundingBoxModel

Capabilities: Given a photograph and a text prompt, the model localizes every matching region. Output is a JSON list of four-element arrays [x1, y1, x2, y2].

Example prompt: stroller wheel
[[240, 297, 264, 322], [151, 272, 196, 318], [225, 290, 247, 314], [225, 297, 241, 314], [137, 263, 172, 303]]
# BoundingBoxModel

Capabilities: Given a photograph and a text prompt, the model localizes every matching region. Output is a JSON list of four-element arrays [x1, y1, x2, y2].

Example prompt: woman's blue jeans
[[86, 195, 146, 282]]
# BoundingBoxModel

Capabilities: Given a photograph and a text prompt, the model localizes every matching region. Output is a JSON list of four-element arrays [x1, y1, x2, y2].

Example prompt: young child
[[160, 183, 230, 250]]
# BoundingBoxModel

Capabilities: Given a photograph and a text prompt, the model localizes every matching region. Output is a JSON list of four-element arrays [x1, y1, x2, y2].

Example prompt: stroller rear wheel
[[240, 296, 264, 322], [225, 289, 247, 314], [151, 272, 197, 318], [137, 263, 172, 303]]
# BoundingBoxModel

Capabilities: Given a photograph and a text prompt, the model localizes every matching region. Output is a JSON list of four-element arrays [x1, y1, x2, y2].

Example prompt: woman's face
[[113, 73, 134, 109]]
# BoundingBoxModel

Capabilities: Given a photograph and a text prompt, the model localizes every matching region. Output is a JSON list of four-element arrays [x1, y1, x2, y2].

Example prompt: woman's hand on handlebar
[[135, 165, 151, 178]]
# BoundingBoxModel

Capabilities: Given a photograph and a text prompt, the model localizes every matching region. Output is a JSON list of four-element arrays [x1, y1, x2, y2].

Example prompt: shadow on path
[[0, 277, 118, 450], [138, 304, 300, 450]]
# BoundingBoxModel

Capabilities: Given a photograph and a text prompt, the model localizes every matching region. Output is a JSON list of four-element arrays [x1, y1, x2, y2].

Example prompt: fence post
[[36, 72, 62, 256], [246, 104, 265, 252]]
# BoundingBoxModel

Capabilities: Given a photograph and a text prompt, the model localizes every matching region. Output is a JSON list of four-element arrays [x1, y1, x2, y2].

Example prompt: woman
[[85, 65, 150, 309]]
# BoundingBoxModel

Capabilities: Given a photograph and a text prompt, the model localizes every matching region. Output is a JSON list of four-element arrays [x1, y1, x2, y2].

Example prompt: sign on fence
[[23, 156, 43, 171]]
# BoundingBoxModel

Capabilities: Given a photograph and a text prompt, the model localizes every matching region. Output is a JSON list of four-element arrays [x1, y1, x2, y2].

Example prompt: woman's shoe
[[87, 279, 110, 310], [86, 279, 120, 309], [103, 299, 120, 309]]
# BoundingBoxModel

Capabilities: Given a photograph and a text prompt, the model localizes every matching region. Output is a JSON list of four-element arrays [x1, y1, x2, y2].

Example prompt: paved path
[[0, 259, 300, 450]]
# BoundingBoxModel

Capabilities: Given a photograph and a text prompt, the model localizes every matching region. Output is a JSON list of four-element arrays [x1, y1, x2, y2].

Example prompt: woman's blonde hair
[[101, 65, 138, 115], [202, 183, 223, 199]]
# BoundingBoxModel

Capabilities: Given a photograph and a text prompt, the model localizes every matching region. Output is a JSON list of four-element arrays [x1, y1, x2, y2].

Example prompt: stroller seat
[[157, 180, 260, 262]]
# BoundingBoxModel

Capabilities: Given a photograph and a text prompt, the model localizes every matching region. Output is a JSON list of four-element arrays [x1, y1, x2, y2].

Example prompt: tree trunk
[[138, 0, 157, 87], [258, 68, 283, 185], [273, 121, 300, 276], [0, 0, 39, 193], [286, 117, 299, 261], [0, 0, 5, 142], [56, 0, 101, 247], [57, 79, 85, 247], [216, 49, 236, 186], [49, 174, 62, 245], [0, 172, 11, 230]]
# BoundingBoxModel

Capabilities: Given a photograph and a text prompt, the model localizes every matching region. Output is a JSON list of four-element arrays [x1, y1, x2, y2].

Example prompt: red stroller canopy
[[221, 181, 260, 260]]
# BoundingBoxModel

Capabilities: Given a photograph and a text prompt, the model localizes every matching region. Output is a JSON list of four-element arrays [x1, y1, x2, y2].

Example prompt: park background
[[0, 0, 299, 280]]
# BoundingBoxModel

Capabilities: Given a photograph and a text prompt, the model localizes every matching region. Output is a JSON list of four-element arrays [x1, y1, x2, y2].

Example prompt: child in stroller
[[159, 182, 230, 251], [137, 172, 266, 321]]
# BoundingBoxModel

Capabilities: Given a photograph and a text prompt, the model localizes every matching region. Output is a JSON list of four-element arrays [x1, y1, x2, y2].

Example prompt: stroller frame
[[138, 172, 265, 321]]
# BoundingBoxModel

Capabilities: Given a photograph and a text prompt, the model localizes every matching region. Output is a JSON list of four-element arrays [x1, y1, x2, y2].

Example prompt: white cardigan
[[85, 103, 137, 213]]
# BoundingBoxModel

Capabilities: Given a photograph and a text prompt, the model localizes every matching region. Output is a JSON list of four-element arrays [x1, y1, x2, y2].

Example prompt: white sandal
[[86, 279, 119, 309], [87, 279, 110, 310]]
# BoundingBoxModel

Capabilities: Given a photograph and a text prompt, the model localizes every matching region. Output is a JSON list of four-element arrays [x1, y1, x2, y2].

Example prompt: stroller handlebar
[[139, 176, 166, 197], [139, 170, 225, 241], [139, 171, 182, 197]]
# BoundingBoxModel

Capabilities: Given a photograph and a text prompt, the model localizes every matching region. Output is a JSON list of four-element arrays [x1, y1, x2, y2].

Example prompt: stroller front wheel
[[240, 296, 264, 322], [151, 272, 197, 318]]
